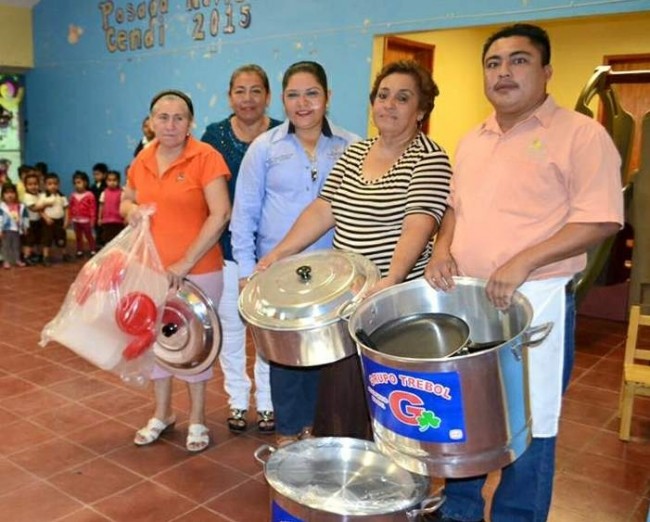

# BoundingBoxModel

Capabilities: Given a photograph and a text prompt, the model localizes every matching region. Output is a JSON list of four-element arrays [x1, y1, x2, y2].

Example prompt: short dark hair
[[18, 164, 33, 176], [93, 163, 108, 173], [35, 161, 48, 174], [106, 170, 121, 183], [72, 170, 90, 186], [482, 23, 551, 66], [44, 172, 60, 183], [1, 183, 16, 198], [229, 64, 271, 94], [282, 61, 328, 97], [369, 60, 440, 123]]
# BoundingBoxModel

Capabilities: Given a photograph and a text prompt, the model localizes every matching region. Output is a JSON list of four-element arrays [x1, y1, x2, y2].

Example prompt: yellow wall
[[0, 5, 33, 69], [371, 12, 650, 160]]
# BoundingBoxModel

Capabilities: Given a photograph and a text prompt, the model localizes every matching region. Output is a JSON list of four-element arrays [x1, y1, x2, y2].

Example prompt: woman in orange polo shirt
[[121, 89, 231, 453]]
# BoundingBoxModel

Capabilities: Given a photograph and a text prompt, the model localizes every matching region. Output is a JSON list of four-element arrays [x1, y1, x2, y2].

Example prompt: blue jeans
[[270, 363, 321, 436], [440, 291, 576, 522]]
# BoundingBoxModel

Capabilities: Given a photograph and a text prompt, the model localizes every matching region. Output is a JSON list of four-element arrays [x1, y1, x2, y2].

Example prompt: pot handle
[[253, 444, 276, 469], [336, 297, 362, 321], [522, 322, 554, 348], [406, 495, 445, 521]]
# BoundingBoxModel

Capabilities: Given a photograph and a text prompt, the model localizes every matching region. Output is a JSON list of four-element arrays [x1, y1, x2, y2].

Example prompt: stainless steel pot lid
[[262, 437, 429, 516], [239, 249, 380, 330], [153, 279, 221, 376]]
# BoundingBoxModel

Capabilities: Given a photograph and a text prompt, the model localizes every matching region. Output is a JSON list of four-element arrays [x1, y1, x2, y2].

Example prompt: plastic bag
[[40, 207, 169, 387]]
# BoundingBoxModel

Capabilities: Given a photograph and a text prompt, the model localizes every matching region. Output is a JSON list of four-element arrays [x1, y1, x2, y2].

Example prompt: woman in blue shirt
[[230, 61, 360, 446], [201, 65, 282, 435]]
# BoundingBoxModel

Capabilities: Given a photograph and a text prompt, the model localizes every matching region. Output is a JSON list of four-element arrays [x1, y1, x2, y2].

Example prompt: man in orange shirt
[[425, 23, 623, 522]]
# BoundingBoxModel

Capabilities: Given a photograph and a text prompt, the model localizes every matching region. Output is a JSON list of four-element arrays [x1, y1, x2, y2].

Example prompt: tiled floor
[[0, 259, 649, 521]]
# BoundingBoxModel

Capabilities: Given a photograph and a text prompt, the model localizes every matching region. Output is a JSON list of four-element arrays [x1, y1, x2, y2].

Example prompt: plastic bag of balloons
[[40, 207, 169, 387]]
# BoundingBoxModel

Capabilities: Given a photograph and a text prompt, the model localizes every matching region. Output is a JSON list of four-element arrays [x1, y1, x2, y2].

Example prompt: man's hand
[[486, 256, 532, 309]]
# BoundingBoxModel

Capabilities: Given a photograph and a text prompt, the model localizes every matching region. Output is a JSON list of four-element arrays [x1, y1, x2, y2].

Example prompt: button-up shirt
[[231, 119, 360, 277]]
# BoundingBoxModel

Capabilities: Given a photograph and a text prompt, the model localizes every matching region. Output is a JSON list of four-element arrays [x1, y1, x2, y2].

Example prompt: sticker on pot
[[272, 501, 304, 522], [362, 355, 466, 443]]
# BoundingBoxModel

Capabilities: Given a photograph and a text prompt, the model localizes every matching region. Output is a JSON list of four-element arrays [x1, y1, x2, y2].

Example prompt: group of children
[[0, 162, 125, 269]]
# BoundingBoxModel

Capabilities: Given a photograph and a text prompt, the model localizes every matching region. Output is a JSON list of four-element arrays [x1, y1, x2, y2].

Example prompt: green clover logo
[[417, 410, 441, 432]]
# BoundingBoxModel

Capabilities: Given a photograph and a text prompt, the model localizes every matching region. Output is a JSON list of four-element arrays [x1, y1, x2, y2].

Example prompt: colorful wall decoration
[[0, 74, 24, 184]]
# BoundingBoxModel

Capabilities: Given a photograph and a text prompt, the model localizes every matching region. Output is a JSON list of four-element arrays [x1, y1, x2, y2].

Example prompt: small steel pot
[[238, 250, 380, 367], [255, 437, 444, 521], [153, 279, 221, 375]]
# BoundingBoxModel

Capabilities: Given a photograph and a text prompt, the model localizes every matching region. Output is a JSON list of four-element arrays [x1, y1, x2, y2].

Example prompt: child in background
[[34, 161, 48, 189], [68, 170, 96, 257], [39, 172, 69, 266], [0, 183, 29, 269], [16, 164, 33, 202], [0, 158, 11, 185], [22, 171, 43, 264], [98, 170, 125, 245], [91, 162, 108, 247]]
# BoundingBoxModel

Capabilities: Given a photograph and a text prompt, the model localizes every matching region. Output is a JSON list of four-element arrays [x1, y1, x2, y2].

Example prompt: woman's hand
[[255, 250, 281, 273], [166, 259, 193, 291], [365, 275, 399, 298], [424, 251, 458, 291]]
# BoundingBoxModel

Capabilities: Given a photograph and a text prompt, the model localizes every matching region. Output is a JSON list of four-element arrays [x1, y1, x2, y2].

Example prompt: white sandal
[[186, 423, 210, 453], [134, 417, 175, 446]]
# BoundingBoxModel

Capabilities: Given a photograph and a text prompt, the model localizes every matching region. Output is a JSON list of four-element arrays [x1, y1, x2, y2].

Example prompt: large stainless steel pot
[[239, 250, 380, 366], [348, 277, 552, 478], [254, 437, 443, 521]]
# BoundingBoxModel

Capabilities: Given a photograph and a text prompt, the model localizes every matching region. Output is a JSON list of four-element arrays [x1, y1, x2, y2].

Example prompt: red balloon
[[115, 292, 157, 335]]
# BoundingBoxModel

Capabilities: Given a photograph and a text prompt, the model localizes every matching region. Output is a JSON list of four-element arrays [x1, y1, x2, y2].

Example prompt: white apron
[[517, 277, 570, 437]]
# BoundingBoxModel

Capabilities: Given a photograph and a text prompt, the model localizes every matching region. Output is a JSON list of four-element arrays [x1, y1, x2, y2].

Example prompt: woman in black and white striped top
[[259, 60, 452, 295], [257, 60, 452, 441]]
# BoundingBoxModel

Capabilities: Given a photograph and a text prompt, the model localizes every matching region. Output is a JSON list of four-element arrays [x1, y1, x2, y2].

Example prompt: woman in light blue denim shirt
[[231, 61, 360, 446]]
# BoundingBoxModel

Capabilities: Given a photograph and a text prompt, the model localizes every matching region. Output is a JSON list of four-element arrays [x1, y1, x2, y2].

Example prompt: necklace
[[303, 147, 318, 182], [298, 136, 319, 182]]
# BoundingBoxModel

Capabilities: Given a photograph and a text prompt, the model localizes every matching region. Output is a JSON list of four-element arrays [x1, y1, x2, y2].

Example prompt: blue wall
[[26, 0, 650, 191]]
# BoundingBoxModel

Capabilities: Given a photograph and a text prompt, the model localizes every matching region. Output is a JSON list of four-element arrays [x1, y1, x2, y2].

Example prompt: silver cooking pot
[[255, 437, 444, 521], [238, 250, 380, 367], [348, 277, 552, 478]]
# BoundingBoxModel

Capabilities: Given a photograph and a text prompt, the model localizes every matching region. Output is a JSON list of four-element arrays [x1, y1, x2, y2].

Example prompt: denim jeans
[[439, 290, 576, 522], [270, 363, 322, 436]]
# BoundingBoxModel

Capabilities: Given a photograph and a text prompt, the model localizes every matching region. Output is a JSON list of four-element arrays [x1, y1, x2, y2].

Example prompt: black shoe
[[76, 251, 84, 258], [42, 257, 52, 267]]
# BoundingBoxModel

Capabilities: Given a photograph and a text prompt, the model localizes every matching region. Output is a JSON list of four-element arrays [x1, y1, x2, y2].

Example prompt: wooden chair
[[619, 304, 650, 441]]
